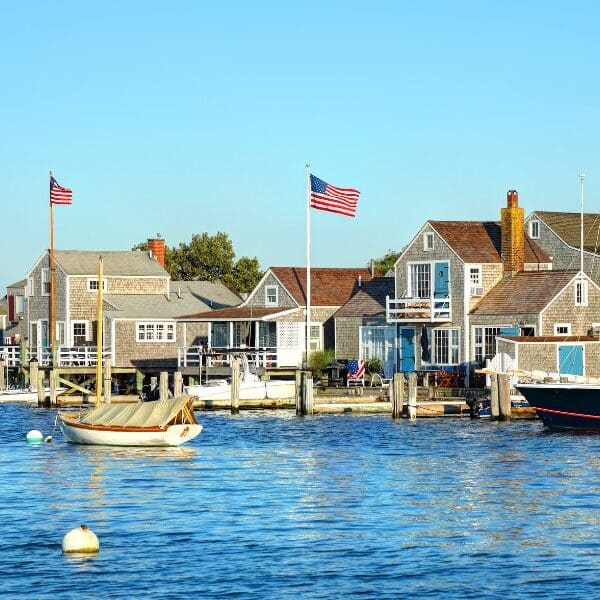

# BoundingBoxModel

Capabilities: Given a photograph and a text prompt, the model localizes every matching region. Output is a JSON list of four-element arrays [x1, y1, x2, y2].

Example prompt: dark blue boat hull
[[515, 383, 600, 431]]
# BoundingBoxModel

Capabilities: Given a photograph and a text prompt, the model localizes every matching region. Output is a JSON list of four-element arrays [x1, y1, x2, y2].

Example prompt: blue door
[[558, 345, 583, 376], [399, 328, 415, 372], [434, 262, 449, 298]]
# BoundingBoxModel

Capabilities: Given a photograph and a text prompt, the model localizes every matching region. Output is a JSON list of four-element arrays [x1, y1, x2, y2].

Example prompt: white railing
[[0, 345, 112, 367], [178, 346, 280, 369], [0, 346, 21, 366], [386, 295, 451, 323], [57, 346, 113, 367], [29, 346, 53, 366]]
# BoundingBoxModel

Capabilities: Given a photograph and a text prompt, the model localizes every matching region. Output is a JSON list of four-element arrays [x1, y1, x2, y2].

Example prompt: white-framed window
[[473, 326, 506, 362], [575, 279, 588, 307], [15, 295, 24, 315], [409, 263, 431, 298], [87, 278, 107, 292], [72, 321, 88, 345], [554, 323, 572, 336], [265, 285, 278, 306], [27, 276, 34, 297], [432, 328, 459, 365], [469, 266, 483, 297], [529, 220, 540, 239], [41, 268, 51, 296], [423, 232, 435, 251], [308, 323, 322, 351], [56, 321, 66, 344], [136, 322, 176, 342]]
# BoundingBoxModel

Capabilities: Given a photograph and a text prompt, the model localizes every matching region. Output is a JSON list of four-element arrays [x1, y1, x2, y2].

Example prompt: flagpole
[[96, 256, 103, 406], [305, 163, 311, 368], [49, 171, 55, 349]]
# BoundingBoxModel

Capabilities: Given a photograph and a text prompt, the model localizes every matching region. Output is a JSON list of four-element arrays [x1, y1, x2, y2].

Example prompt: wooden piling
[[29, 360, 38, 395], [103, 359, 112, 404], [20, 339, 29, 386], [0, 358, 5, 390], [50, 370, 57, 406], [174, 371, 183, 397], [37, 371, 45, 406], [490, 374, 500, 420], [231, 357, 240, 414], [302, 371, 314, 416], [407, 372, 417, 420], [159, 372, 169, 401], [295, 369, 302, 416], [391, 373, 405, 419], [498, 373, 511, 421]]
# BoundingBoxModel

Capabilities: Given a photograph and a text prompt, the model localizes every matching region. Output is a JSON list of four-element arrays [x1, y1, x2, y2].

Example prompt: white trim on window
[[469, 265, 483, 297], [423, 232, 434, 251], [554, 323, 571, 336], [72, 320, 89, 345], [136, 321, 176, 342], [265, 285, 278, 307], [432, 327, 460, 365], [575, 279, 588, 307], [87, 278, 107, 292], [529, 219, 540, 239], [41, 268, 51, 296]]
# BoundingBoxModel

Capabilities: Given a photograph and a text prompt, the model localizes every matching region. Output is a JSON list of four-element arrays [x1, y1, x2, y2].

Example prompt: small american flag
[[310, 174, 359, 217], [50, 176, 73, 205]]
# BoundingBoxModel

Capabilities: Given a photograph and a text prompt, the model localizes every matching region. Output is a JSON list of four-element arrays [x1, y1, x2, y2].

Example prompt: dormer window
[[529, 220, 540, 239], [265, 285, 278, 306], [424, 232, 434, 251]]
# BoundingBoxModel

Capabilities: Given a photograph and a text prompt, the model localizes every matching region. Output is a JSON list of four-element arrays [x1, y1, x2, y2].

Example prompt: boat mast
[[96, 256, 103, 406], [580, 172, 585, 276]]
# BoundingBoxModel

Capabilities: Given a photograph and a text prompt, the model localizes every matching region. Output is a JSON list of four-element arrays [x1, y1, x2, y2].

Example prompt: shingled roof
[[533, 211, 600, 253], [428, 221, 550, 264], [54, 250, 168, 277], [178, 307, 288, 320], [333, 277, 395, 318], [470, 270, 580, 315], [270, 267, 376, 306]]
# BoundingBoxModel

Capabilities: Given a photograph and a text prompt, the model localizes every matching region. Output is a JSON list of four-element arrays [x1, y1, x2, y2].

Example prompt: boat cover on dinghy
[[80, 396, 195, 427]]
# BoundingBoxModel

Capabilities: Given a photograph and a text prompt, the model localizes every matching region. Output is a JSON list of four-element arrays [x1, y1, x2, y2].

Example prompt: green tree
[[132, 232, 263, 293], [373, 249, 402, 274]]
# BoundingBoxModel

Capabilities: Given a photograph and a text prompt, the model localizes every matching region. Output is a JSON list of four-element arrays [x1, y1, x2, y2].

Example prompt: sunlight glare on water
[[1, 405, 599, 599]]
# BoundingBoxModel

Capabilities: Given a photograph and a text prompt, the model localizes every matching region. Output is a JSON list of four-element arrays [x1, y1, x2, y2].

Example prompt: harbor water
[[1, 406, 599, 599]]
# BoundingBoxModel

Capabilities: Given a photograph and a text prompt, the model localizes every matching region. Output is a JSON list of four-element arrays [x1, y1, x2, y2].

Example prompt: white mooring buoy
[[26, 430, 44, 444], [62, 525, 100, 554]]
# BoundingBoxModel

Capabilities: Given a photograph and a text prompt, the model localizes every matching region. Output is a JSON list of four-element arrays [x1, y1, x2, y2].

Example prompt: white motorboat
[[59, 396, 202, 446], [0, 387, 66, 404], [185, 357, 295, 401]]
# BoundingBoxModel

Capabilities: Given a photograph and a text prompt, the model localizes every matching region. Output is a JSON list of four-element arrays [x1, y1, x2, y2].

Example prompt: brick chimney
[[501, 190, 524, 275], [147, 235, 165, 268]]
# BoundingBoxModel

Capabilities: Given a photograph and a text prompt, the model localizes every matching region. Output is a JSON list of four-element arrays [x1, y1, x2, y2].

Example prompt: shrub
[[365, 358, 382, 375], [308, 349, 335, 378]]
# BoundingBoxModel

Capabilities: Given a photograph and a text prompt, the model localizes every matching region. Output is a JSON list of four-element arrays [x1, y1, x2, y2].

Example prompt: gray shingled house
[[333, 276, 395, 375], [525, 211, 600, 283], [178, 266, 375, 368], [5, 238, 239, 371]]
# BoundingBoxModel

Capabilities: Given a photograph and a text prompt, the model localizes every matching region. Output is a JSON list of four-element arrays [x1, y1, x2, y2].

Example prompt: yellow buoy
[[62, 525, 100, 554]]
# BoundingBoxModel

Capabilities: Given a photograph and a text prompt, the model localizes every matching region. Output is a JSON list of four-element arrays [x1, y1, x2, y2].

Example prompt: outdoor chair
[[346, 359, 365, 387]]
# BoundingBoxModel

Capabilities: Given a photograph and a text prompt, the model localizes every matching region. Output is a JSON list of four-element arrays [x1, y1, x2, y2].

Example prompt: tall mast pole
[[96, 256, 103, 406], [49, 171, 55, 348], [580, 172, 585, 277], [305, 163, 311, 368]]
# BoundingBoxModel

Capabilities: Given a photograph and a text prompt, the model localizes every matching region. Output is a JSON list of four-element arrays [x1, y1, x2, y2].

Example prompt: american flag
[[50, 176, 73, 205], [310, 174, 359, 217]]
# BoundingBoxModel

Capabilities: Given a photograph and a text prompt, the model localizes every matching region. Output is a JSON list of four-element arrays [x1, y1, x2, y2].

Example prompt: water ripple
[[1, 408, 600, 598]]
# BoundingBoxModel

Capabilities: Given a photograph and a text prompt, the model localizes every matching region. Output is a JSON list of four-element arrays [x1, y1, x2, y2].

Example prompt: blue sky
[[2, 1, 600, 290]]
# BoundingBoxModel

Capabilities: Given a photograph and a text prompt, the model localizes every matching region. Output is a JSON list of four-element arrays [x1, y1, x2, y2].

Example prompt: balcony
[[0, 346, 113, 367], [178, 346, 285, 369], [386, 295, 451, 323]]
